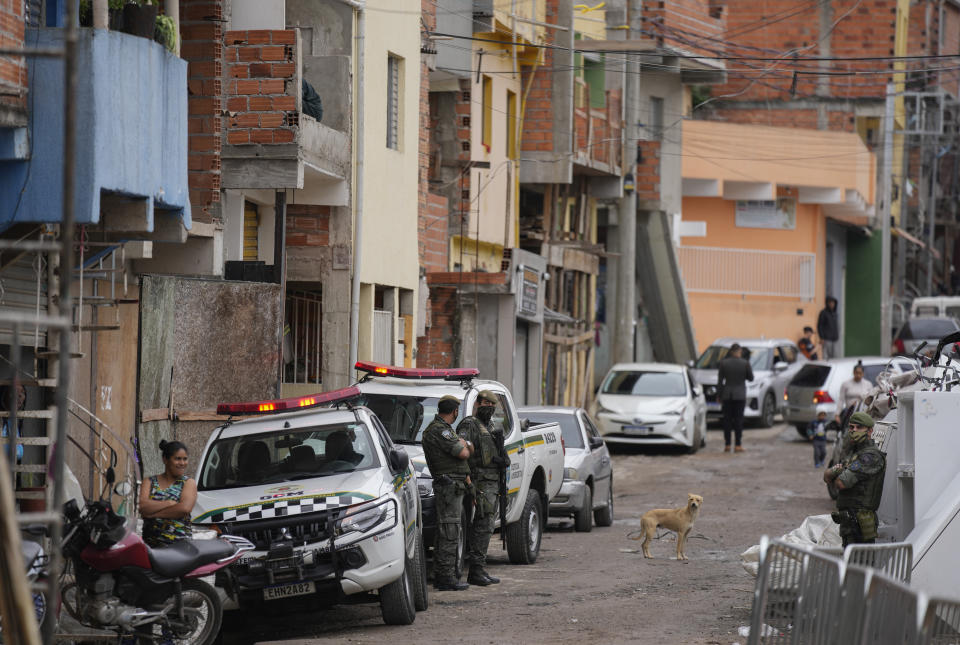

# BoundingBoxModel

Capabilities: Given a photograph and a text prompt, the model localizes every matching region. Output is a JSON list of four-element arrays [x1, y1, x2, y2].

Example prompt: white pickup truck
[[349, 362, 565, 567]]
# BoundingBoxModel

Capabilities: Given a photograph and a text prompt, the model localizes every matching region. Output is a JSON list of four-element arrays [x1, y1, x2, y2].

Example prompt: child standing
[[807, 411, 829, 467]]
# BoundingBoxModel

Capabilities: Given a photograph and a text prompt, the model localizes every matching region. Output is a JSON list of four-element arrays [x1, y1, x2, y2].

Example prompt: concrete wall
[[137, 276, 282, 477], [1, 29, 191, 228], [432, 0, 471, 81], [639, 72, 685, 216]]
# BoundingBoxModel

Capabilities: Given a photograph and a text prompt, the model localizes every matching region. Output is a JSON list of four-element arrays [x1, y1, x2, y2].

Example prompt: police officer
[[823, 411, 886, 547], [421, 394, 473, 591], [457, 390, 509, 586]]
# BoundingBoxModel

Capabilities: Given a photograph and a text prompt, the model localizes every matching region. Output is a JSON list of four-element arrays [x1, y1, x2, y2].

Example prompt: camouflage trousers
[[433, 478, 466, 579], [838, 509, 877, 547], [465, 478, 499, 568]]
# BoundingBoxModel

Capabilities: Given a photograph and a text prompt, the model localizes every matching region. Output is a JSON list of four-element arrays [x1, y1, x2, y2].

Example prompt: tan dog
[[634, 494, 703, 560]]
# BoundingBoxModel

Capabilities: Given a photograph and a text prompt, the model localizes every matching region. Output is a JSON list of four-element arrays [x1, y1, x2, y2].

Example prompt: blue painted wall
[[0, 28, 191, 231]]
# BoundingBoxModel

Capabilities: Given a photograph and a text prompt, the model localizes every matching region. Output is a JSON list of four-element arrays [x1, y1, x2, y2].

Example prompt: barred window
[[386, 54, 401, 150]]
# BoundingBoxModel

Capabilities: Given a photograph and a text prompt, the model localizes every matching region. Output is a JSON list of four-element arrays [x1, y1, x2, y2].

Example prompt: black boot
[[434, 575, 469, 591], [467, 566, 498, 585]]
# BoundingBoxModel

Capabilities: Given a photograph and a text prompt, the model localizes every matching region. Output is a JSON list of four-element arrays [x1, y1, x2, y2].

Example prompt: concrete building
[[678, 120, 876, 350]]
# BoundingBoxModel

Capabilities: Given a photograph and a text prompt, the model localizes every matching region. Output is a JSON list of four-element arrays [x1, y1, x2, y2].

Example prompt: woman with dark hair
[[139, 440, 197, 547]]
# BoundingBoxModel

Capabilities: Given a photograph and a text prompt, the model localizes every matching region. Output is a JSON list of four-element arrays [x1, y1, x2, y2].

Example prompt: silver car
[[691, 337, 807, 427], [784, 356, 914, 437], [518, 406, 613, 533], [892, 316, 960, 355]]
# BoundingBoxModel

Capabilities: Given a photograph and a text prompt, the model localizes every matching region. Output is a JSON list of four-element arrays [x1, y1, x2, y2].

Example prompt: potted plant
[[78, 0, 126, 30], [154, 13, 177, 53], [122, 0, 158, 40]]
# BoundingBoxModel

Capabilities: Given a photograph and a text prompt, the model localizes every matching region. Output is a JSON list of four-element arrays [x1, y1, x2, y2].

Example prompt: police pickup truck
[[191, 387, 427, 625], [348, 362, 565, 567]]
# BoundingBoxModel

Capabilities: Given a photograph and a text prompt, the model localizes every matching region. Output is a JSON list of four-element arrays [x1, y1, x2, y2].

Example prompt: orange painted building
[[677, 120, 876, 352]]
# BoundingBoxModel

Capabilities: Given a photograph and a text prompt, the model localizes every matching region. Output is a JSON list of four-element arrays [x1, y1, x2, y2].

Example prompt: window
[[506, 89, 517, 159], [284, 290, 322, 384], [387, 54, 401, 149], [649, 96, 664, 139], [524, 413, 583, 448], [601, 371, 686, 397], [778, 345, 798, 364], [492, 392, 514, 435], [482, 75, 493, 151]]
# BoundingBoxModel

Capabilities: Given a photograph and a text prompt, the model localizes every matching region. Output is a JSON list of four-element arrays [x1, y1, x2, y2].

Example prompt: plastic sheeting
[[741, 514, 841, 577]]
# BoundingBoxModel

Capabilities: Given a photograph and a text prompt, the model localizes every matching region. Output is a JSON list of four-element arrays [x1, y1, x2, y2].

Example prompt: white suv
[[192, 387, 426, 624]]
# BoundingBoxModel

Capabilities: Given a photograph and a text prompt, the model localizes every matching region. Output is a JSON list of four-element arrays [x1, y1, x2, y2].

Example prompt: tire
[[379, 564, 416, 625], [594, 480, 614, 527], [687, 425, 701, 454], [796, 425, 810, 439], [168, 578, 222, 645], [506, 489, 543, 564], [760, 393, 776, 428], [411, 529, 429, 612], [574, 486, 593, 533]]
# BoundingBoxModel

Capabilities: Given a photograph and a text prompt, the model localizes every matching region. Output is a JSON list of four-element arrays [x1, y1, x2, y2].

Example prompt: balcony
[[573, 79, 622, 176], [0, 28, 191, 236], [220, 29, 349, 193]]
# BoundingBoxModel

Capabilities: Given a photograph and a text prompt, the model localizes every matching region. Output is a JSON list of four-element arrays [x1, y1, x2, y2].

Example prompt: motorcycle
[[59, 497, 252, 644]]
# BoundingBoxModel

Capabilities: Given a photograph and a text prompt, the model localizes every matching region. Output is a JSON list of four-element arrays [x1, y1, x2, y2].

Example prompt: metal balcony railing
[[677, 246, 816, 300]]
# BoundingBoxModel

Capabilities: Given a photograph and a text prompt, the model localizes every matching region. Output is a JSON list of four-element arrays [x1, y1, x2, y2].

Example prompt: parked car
[[892, 316, 960, 355], [783, 356, 915, 438], [691, 338, 807, 427], [910, 296, 960, 319], [591, 363, 707, 452], [517, 406, 614, 533]]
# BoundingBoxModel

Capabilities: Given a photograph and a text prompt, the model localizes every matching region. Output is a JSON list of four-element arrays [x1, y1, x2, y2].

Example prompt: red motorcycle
[[60, 499, 252, 644]]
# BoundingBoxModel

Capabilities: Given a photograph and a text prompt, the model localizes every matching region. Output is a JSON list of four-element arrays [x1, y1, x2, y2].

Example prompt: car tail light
[[354, 361, 479, 380], [812, 390, 834, 404], [894, 338, 906, 354], [216, 386, 361, 415], [783, 387, 789, 402]]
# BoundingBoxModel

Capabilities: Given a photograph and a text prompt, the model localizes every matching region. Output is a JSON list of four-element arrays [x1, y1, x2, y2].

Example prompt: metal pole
[[47, 0, 79, 641], [348, 2, 366, 376], [880, 83, 894, 355], [927, 148, 939, 295]]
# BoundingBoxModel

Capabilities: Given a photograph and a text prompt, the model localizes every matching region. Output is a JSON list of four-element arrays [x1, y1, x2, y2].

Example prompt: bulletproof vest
[[422, 419, 470, 477], [837, 442, 886, 511], [462, 416, 499, 476]]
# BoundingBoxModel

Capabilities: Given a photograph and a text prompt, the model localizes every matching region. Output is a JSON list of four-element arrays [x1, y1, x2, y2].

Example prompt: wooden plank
[[0, 437, 53, 446], [174, 411, 231, 422], [544, 331, 594, 346], [0, 410, 54, 419], [543, 185, 554, 242], [140, 408, 169, 423]]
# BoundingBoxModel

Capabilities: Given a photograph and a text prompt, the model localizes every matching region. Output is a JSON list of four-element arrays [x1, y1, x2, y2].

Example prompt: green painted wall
[[844, 229, 883, 356]]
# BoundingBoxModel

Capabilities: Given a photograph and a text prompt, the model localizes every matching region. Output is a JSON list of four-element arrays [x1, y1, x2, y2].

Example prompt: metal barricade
[[859, 572, 922, 645], [748, 537, 810, 645], [835, 565, 871, 645], [844, 543, 913, 583], [792, 549, 843, 644], [919, 598, 960, 645]]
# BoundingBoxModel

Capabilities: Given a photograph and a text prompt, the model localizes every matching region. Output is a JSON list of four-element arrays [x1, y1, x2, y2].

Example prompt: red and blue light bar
[[216, 386, 361, 416], [354, 361, 479, 380]]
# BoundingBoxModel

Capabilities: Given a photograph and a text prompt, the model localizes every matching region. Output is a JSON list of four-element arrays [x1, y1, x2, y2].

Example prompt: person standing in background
[[798, 326, 819, 360], [718, 344, 754, 453], [817, 297, 840, 359]]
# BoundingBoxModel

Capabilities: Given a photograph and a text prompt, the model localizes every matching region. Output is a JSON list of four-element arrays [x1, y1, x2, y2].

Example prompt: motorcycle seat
[[148, 538, 235, 578]]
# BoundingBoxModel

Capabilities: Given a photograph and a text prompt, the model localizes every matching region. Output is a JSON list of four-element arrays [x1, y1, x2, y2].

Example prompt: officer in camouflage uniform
[[457, 390, 509, 586], [421, 394, 473, 591], [824, 411, 886, 547]]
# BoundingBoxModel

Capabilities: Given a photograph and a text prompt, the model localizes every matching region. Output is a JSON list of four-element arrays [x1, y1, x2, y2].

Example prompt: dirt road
[[234, 424, 835, 644]]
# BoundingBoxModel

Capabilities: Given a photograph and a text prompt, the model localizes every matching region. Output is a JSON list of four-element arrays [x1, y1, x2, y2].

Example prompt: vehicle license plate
[[263, 581, 316, 601], [623, 425, 653, 436]]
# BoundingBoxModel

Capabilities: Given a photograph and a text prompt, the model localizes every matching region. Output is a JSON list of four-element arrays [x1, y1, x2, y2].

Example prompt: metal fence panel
[[749, 538, 808, 645], [792, 550, 843, 645], [677, 246, 817, 299], [919, 598, 960, 645], [860, 573, 921, 645], [844, 543, 913, 583], [836, 566, 872, 645]]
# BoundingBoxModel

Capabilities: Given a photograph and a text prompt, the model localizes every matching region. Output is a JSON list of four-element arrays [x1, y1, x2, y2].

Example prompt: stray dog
[[633, 494, 703, 560]]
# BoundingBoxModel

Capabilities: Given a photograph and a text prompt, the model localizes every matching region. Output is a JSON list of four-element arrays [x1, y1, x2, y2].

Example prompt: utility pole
[[880, 83, 894, 354], [613, 0, 640, 364]]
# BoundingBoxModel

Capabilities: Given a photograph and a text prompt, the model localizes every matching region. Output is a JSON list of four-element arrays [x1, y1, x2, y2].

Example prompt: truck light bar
[[216, 386, 362, 416], [354, 361, 479, 380]]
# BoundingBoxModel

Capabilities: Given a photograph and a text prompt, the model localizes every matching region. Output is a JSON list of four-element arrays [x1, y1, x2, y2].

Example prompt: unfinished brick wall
[[416, 285, 457, 368], [181, 0, 224, 223], [286, 204, 330, 248], [643, 0, 726, 59], [520, 0, 559, 154], [223, 30, 298, 145], [0, 0, 26, 114], [705, 107, 855, 131], [420, 193, 449, 272], [636, 140, 661, 202]]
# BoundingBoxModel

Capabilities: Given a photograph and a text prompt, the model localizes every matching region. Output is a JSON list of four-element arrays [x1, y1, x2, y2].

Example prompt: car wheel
[[574, 486, 593, 532], [796, 424, 809, 439], [506, 489, 543, 564], [380, 563, 416, 625], [687, 425, 701, 454], [760, 393, 776, 428], [594, 480, 614, 527], [411, 529, 429, 612]]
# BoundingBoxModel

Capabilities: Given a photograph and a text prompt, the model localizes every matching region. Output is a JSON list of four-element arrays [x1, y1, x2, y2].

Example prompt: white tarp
[[741, 514, 841, 577]]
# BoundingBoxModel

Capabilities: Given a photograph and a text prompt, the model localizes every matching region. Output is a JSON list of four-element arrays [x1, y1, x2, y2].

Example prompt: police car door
[[369, 412, 419, 556]]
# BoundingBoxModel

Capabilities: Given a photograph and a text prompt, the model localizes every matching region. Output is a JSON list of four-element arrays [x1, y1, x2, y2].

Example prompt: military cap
[[476, 390, 498, 404], [438, 394, 460, 405], [849, 411, 875, 428]]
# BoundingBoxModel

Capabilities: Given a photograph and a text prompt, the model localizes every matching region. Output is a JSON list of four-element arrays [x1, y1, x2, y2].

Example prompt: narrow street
[[222, 423, 834, 644]]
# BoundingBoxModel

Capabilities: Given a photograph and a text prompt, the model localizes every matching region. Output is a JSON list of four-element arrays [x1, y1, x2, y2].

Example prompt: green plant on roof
[[155, 14, 177, 53]]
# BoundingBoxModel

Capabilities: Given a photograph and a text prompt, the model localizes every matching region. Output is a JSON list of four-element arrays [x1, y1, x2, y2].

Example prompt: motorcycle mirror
[[114, 481, 133, 497], [105, 466, 116, 485]]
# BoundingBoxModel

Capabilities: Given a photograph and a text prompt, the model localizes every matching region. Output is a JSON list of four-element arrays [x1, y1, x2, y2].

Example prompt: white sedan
[[591, 363, 707, 452]]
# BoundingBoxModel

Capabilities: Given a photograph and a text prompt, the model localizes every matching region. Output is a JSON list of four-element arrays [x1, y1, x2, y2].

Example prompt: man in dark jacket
[[817, 297, 840, 359], [718, 343, 754, 453]]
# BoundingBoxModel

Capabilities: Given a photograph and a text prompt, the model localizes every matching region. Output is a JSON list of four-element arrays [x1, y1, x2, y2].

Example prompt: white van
[[910, 297, 960, 320]]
